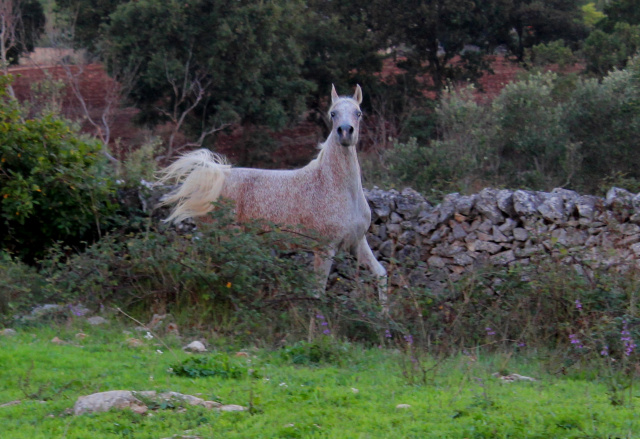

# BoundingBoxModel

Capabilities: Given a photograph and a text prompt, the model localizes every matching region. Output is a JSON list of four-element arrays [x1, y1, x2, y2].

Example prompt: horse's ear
[[354, 84, 363, 105], [331, 84, 339, 105]]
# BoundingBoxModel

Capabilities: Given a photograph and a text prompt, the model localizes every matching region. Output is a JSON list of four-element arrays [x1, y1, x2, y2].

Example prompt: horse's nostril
[[338, 125, 353, 138]]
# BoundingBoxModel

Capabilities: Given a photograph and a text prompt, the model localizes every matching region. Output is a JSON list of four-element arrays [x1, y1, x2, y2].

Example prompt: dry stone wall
[[139, 184, 640, 291], [363, 186, 640, 292]]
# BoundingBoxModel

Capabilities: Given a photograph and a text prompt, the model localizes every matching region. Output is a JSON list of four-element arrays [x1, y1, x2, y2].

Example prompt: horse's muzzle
[[337, 124, 355, 146]]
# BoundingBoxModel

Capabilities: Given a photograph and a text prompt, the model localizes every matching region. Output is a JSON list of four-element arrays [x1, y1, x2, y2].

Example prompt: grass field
[[1, 320, 639, 439]]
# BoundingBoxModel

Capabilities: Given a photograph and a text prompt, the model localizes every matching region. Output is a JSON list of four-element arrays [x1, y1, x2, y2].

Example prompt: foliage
[[116, 137, 160, 187], [583, 22, 640, 76], [299, 0, 383, 116], [507, 0, 589, 62], [0, 76, 116, 262], [565, 55, 640, 191], [33, 200, 323, 338], [367, 54, 640, 195], [366, 0, 511, 94], [525, 40, 577, 68], [491, 72, 578, 189], [581, 2, 605, 29], [103, 0, 314, 136], [4, 0, 45, 65], [363, 85, 494, 195], [280, 338, 350, 366], [369, 74, 575, 193], [386, 247, 640, 362], [170, 354, 257, 379], [597, 0, 640, 32], [54, 0, 125, 53], [0, 251, 47, 318]]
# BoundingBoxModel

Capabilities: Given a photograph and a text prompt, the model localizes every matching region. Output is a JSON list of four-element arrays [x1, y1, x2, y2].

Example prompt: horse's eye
[[356, 111, 362, 118], [330, 111, 336, 118]]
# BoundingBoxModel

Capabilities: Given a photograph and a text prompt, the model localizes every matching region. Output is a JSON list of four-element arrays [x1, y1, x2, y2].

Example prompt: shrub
[[373, 57, 640, 195], [0, 76, 117, 261], [368, 87, 496, 197], [0, 251, 48, 320], [583, 23, 640, 76], [170, 354, 257, 379], [36, 200, 323, 337], [280, 338, 350, 365], [388, 250, 640, 358], [525, 40, 577, 68], [491, 72, 577, 189], [566, 56, 640, 193]]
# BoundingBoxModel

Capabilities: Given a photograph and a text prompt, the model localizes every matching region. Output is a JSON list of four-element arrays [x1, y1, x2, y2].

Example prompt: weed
[[170, 354, 258, 379], [280, 338, 350, 366]]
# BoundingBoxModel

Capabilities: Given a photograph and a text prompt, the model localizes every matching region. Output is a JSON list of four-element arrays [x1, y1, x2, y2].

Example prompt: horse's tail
[[156, 149, 231, 223]]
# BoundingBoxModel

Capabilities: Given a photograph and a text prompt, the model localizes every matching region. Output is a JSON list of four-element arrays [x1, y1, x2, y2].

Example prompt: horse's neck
[[316, 136, 363, 193]]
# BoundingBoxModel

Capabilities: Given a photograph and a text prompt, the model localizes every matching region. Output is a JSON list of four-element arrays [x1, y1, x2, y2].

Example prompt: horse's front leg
[[313, 247, 336, 295], [356, 236, 388, 307]]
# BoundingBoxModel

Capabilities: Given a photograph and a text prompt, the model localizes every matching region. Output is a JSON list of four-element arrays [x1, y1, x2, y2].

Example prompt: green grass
[[1, 321, 640, 438]]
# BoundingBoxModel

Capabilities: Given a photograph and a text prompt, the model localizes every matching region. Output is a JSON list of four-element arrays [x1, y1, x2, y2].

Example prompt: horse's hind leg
[[313, 247, 336, 295], [356, 237, 388, 307]]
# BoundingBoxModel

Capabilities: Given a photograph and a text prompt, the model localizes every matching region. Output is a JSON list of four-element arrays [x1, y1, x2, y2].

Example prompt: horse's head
[[329, 84, 363, 147]]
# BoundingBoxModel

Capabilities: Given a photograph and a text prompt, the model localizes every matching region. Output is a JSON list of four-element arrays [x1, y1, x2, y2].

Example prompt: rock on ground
[[73, 390, 244, 415], [183, 341, 207, 352]]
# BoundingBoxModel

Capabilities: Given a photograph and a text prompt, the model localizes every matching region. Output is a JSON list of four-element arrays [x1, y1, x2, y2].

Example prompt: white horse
[[158, 85, 388, 303]]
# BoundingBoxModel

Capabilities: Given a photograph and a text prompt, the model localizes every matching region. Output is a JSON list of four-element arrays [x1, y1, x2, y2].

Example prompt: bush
[[566, 56, 640, 192], [280, 338, 350, 365], [583, 23, 640, 76], [365, 87, 496, 197], [35, 200, 323, 337], [491, 72, 577, 189], [373, 75, 576, 195], [388, 250, 640, 358], [170, 354, 258, 379], [0, 251, 48, 320], [0, 76, 117, 261], [372, 56, 640, 195], [525, 40, 577, 68]]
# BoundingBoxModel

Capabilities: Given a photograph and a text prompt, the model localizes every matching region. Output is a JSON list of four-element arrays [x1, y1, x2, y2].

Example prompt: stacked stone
[[364, 186, 640, 292]]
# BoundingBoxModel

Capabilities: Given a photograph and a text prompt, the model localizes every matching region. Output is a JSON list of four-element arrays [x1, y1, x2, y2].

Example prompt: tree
[[0, 0, 44, 69], [597, 0, 640, 32], [583, 22, 640, 76], [55, 0, 124, 53], [365, 0, 513, 95], [507, 0, 589, 62], [300, 0, 383, 121], [102, 0, 315, 154]]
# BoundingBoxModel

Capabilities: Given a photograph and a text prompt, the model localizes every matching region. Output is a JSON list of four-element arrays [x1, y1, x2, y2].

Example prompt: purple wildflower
[[321, 321, 328, 326], [575, 299, 582, 310], [569, 334, 584, 349], [621, 321, 636, 356], [315, 314, 325, 320], [322, 329, 331, 335], [517, 342, 526, 347], [68, 304, 88, 317], [384, 329, 392, 338], [403, 334, 413, 345], [485, 327, 496, 336], [600, 345, 609, 357]]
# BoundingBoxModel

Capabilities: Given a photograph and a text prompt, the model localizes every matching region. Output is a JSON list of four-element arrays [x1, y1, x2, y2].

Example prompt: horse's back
[[221, 166, 368, 245], [221, 167, 317, 223]]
